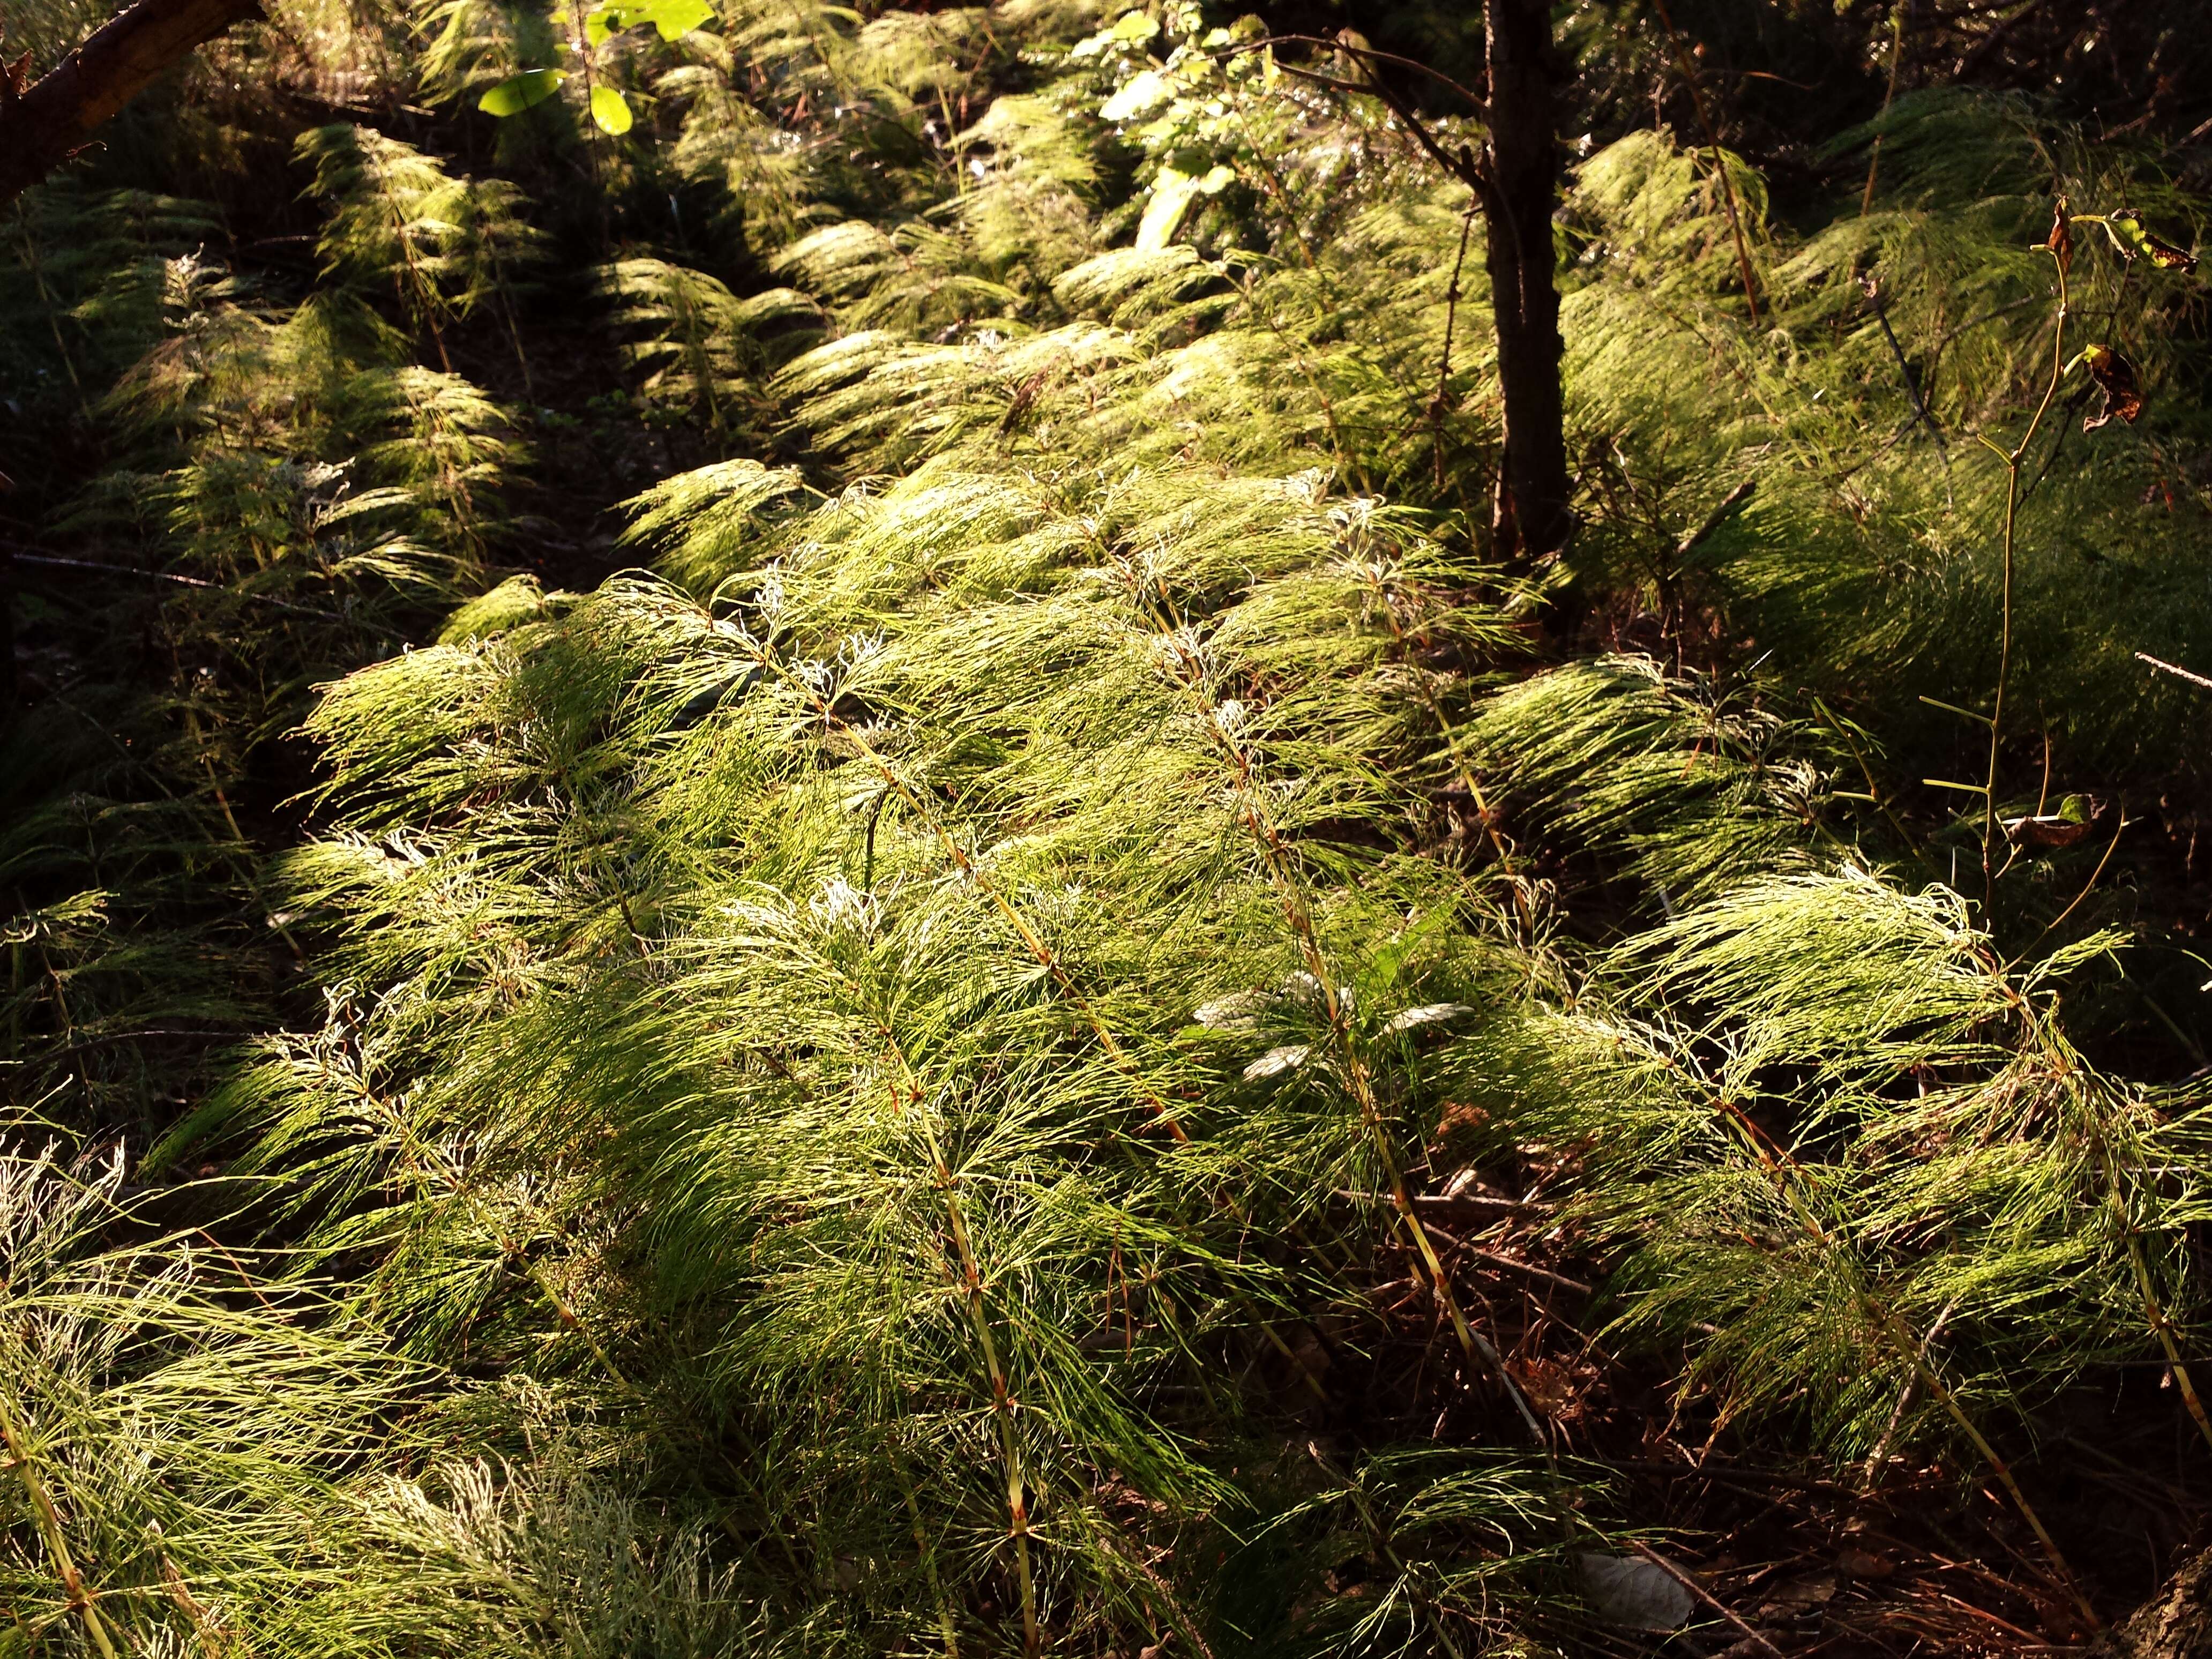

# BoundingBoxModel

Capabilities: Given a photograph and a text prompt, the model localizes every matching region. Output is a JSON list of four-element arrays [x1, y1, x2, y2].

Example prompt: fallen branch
[[5, 547, 391, 631], [5, 1028, 251, 1066]]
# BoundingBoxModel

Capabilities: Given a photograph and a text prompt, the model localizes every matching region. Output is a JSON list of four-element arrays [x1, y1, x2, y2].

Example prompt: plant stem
[[890, 1444, 962, 1658], [1314, 1444, 1470, 1659], [1430, 205, 1477, 498], [1359, 558, 1538, 937], [572, 0, 611, 251], [2054, 1027, 2212, 1458], [736, 629, 1191, 1144], [1813, 695, 1920, 856], [1137, 576, 1553, 1454], [743, 617, 1335, 1420], [874, 1030, 1040, 1658], [1859, 0, 1907, 215], [1979, 246, 2069, 909], [328, 1044, 633, 1390], [1669, 1044, 2099, 1627], [0, 1393, 123, 1659], [1651, 0, 1760, 326], [371, 144, 453, 373], [13, 203, 84, 400]]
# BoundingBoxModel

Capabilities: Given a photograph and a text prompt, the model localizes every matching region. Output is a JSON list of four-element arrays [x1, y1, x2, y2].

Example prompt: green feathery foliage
[[6, 0, 2211, 1650]]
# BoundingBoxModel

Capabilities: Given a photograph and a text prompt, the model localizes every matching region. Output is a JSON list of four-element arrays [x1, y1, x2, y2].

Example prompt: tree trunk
[[1481, 0, 1574, 561], [0, 0, 264, 208], [2098, 1550, 2212, 1659]]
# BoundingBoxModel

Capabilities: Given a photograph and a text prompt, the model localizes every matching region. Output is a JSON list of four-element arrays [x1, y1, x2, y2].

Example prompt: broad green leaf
[[1101, 69, 1170, 123], [479, 69, 565, 116], [589, 0, 712, 44], [1193, 163, 1236, 196], [1135, 165, 1199, 250], [637, 0, 713, 40], [1070, 9, 1150, 63], [2106, 210, 2150, 259], [590, 84, 634, 134]]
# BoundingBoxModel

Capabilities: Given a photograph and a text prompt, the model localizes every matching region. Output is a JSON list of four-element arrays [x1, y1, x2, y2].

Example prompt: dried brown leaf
[[2044, 198, 2073, 274], [2080, 344, 2142, 430]]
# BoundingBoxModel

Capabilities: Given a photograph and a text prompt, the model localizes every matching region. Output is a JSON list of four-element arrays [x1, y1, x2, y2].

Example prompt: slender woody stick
[[2136, 651, 2212, 692], [1979, 242, 2070, 908], [1859, 0, 1908, 215], [1627, 1539, 1783, 1657], [1650, 0, 1762, 326]]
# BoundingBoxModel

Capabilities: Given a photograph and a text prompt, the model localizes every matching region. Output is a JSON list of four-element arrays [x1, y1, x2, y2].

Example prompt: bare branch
[[0, 0, 265, 208], [2136, 651, 2212, 693]]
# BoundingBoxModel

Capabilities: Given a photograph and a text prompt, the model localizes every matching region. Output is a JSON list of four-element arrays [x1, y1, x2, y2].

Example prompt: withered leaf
[[1836, 1548, 1896, 1580], [2079, 343, 2142, 431], [2107, 208, 2199, 274], [2002, 816, 2094, 849], [2002, 795, 2105, 849], [1763, 1572, 1841, 1614], [2142, 231, 2198, 273], [1508, 1354, 1579, 1417], [2044, 197, 2073, 274]]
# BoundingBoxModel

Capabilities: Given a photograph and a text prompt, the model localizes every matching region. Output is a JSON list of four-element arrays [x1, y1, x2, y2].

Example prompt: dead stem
[[1979, 242, 2070, 909]]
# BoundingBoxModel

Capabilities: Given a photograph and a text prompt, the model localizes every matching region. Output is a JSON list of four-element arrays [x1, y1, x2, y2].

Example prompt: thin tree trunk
[[1482, 0, 1574, 560], [0, 0, 265, 208]]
